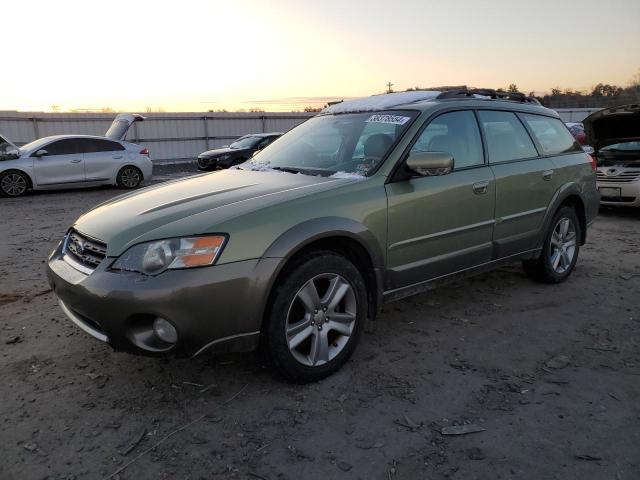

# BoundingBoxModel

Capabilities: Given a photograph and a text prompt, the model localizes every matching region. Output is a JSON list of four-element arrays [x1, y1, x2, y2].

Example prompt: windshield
[[19, 137, 52, 154], [230, 136, 261, 149], [601, 141, 640, 152], [243, 110, 418, 176]]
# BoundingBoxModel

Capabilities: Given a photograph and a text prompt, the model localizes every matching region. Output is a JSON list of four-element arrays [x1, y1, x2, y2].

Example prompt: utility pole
[[386, 82, 394, 94]]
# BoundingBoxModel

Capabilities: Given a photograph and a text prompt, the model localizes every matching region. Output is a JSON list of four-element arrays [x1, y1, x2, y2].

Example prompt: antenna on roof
[[386, 82, 394, 94]]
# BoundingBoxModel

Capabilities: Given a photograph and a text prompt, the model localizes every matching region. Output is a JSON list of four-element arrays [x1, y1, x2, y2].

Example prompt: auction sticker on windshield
[[366, 114, 411, 125]]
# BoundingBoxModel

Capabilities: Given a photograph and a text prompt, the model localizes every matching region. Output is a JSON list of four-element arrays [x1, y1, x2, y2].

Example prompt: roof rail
[[436, 87, 540, 105]]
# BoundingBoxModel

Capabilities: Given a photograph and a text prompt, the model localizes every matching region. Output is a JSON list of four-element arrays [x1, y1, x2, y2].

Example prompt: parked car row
[[47, 88, 600, 382], [0, 114, 151, 197]]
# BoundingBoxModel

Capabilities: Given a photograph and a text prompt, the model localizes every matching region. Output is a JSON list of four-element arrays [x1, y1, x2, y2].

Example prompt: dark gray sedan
[[197, 132, 282, 171]]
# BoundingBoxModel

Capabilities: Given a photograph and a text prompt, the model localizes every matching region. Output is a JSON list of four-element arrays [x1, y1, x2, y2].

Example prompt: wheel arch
[[118, 164, 144, 180], [257, 217, 385, 329], [0, 168, 34, 190], [539, 183, 588, 248]]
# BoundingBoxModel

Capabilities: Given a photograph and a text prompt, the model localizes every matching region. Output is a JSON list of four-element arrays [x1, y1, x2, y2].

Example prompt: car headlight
[[110, 235, 227, 275], [218, 154, 231, 161]]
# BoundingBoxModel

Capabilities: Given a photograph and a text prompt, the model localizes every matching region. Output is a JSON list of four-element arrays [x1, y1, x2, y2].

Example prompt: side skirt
[[382, 248, 541, 303]]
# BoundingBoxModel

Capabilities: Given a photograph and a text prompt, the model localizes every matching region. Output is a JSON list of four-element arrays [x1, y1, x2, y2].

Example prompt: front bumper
[[46, 242, 280, 357], [597, 181, 640, 207]]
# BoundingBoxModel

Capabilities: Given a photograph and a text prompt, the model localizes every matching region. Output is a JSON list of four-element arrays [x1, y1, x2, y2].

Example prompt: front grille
[[64, 229, 107, 270], [596, 169, 640, 183]]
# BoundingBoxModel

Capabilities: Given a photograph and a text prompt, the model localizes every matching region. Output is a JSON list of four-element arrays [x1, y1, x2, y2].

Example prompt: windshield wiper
[[271, 166, 307, 174]]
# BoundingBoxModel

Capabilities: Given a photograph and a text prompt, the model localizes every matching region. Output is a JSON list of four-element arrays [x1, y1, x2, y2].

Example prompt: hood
[[583, 104, 640, 151], [199, 146, 246, 158], [73, 169, 355, 256], [0, 133, 19, 158], [105, 113, 146, 141]]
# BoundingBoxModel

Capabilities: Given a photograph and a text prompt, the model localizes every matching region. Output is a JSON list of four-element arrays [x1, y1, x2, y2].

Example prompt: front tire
[[265, 251, 367, 383], [0, 171, 29, 197], [523, 206, 581, 283], [116, 166, 143, 189]]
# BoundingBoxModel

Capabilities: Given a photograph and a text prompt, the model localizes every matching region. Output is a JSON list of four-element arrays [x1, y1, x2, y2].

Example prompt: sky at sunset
[[2, 0, 639, 112]]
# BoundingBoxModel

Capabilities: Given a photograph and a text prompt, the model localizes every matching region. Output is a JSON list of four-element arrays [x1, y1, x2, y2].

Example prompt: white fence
[[554, 108, 601, 122], [0, 112, 314, 163], [0, 107, 601, 163]]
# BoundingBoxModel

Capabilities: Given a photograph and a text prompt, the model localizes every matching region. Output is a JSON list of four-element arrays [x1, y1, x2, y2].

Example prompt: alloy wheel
[[549, 217, 577, 274], [1, 173, 27, 196], [121, 168, 141, 188], [285, 273, 357, 367]]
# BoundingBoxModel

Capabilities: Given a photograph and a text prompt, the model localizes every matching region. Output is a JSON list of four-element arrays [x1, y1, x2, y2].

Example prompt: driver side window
[[411, 111, 484, 169], [40, 139, 80, 156]]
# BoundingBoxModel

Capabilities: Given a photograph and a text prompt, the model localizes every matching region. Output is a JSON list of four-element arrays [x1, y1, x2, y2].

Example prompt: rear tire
[[0, 170, 29, 197], [116, 166, 143, 189], [523, 206, 581, 283], [264, 251, 367, 383]]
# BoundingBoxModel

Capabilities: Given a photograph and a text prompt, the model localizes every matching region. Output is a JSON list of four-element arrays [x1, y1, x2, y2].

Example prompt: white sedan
[[0, 114, 153, 197]]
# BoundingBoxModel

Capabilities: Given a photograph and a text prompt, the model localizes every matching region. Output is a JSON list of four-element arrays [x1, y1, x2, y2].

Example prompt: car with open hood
[[0, 113, 152, 197], [584, 104, 640, 207], [0, 133, 19, 159], [47, 89, 599, 382], [196, 132, 283, 171]]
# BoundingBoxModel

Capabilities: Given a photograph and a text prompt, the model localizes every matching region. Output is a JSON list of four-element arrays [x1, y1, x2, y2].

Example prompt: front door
[[33, 138, 85, 186], [385, 110, 496, 289]]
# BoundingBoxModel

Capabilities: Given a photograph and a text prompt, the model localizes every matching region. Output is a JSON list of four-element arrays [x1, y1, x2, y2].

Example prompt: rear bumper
[[46, 242, 280, 357]]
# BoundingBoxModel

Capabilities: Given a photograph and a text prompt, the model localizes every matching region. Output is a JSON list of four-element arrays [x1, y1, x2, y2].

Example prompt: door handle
[[112, 155, 123, 159], [542, 169, 554, 181], [472, 181, 489, 195], [70, 159, 82, 164]]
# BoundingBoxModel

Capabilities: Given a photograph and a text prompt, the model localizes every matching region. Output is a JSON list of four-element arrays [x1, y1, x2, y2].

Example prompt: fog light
[[153, 318, 178, 344]]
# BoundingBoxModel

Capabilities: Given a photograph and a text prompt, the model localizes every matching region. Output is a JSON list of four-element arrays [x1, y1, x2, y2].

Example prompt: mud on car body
[[47, 88, 599, 382]]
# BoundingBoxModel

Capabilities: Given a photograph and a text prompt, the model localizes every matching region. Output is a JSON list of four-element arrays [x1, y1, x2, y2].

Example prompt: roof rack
[[436, 87, 540, 105]]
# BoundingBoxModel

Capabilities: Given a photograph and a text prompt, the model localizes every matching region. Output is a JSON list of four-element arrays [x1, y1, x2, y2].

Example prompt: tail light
[[587, 154, 597, 172], [140, 148, 149, 156]]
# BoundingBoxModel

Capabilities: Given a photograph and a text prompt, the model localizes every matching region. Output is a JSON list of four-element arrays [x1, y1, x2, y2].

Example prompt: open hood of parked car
[[583, 104, 640, 151], [0, 133, 20, 159], [105, 113, 146, 141]]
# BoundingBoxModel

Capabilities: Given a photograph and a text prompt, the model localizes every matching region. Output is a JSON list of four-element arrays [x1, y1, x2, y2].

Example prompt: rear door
[[79, 138, 126, 182], [32, 138, 85, 186], [385, 110, 496, 288], [478, 110, 555, 258]]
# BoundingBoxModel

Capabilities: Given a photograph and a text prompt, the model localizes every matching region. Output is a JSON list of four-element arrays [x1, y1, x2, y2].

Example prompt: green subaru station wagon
[[47, 88, 599, 382]]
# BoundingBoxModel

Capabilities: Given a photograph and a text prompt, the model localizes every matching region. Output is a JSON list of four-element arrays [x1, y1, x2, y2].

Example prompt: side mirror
[[34, 149, 49, 157], [406, 151, 454, 176]]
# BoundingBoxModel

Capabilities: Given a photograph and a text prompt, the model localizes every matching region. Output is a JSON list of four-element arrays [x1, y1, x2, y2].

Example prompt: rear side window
[[81, 139, 125, 153], [43, 139, 80, 156], [478, 111, 538, 163], [519, 114, 581, 155], [411, 110, 484, 169]]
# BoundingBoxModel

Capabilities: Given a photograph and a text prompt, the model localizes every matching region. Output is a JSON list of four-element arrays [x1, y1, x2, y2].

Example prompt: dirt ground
[[1, 165, 639, 480]]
